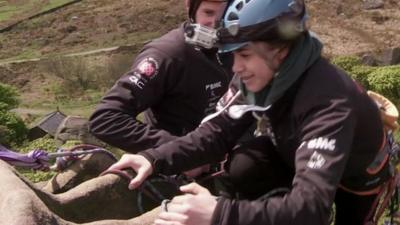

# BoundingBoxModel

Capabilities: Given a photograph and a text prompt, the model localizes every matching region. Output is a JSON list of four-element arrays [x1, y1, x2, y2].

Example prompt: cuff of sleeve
[[210, 196, 231, 225], [137, 150, 160, 173]]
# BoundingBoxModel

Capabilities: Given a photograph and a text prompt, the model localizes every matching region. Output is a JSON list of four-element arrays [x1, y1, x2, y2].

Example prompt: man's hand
[[106, 154, 153, 190], [155, 182, 218, 225]]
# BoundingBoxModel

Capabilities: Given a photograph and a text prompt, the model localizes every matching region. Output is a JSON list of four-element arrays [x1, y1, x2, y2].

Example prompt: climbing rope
[[0, 143, 116, 171]]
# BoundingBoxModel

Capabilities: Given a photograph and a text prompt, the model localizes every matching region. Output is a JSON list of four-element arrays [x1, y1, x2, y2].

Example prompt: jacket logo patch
[[307, 137, 336, 151], [205, 82, 222, 91], [307, 151, 326, 169], [136, 57, 159, 78], [129, 74, 146, 89]]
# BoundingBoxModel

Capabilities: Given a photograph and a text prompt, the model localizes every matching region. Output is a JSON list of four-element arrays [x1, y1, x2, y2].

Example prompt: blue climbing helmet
[[218, 0, 307, 52]]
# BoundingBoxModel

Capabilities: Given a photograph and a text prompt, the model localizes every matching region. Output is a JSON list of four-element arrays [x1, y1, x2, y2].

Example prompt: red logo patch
[[137, 58, 159, 77]]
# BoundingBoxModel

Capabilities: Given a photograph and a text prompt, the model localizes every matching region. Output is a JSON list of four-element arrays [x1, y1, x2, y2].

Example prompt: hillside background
[[0, 2, 399, 222], [0, 0, 399, 120]]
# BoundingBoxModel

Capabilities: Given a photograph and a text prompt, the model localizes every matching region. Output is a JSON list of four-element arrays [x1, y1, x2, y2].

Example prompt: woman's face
[[232, 42, 288, 92]]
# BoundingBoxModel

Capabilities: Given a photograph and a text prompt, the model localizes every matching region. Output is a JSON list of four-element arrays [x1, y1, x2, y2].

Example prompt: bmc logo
[[307, 137, 336, 151]]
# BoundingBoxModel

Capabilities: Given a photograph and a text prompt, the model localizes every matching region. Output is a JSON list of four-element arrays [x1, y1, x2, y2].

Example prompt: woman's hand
[[106, 154, 153, 190], [155, 182, 218, 225]]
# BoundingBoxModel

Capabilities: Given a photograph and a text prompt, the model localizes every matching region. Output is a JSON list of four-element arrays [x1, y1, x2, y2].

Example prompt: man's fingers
[[159, 211, 188, 221], [106, 154, 135, 171], [128, 168, 150, 189], [169, 195, 189, 205], [179, 182, 209, 195], [154, 218, 183, 225], [106, 160, 129, 171]]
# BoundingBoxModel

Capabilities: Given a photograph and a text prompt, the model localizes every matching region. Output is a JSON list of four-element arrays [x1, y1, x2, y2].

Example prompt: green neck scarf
[[240, 32, 323, 106]]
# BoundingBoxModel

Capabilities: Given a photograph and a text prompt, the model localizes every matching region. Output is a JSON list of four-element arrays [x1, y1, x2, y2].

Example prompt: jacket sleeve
[[89, 48, 180, 153], [140, 110, 254, 174], [211, 97, 356, 225]]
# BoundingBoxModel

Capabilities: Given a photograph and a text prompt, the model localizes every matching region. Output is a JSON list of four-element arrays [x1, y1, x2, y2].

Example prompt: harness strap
[[363, 130, 400, 225], [363, 173, 399, 225], [367, 130, 389, 175]]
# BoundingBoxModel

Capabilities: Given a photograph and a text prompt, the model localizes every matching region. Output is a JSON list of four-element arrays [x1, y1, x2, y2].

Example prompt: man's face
[[232, 42, 288, 92], [195, 1, 227, 28]]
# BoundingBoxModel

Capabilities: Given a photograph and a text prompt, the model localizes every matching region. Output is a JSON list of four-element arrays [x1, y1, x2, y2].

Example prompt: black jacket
[[89, 23, 232, 152], [140, 58, 386, 225]]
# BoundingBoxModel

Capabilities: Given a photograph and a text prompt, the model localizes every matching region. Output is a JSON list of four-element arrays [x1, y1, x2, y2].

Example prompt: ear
[[277, 47, 290, 63]]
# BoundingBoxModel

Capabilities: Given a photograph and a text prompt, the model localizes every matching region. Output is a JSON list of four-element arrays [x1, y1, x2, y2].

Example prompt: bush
[[0, 83, 27, 146], [41, 55, 132, 100], [331, 56, 362, 72], [0, 83, 19, 110], [0, 110, 28, 146], [41, 56, 96, 95], [367, 66, 400, 105], [348, 65, 375, 90], [331, 56, 400, 106], [19, 136, 58, 153]]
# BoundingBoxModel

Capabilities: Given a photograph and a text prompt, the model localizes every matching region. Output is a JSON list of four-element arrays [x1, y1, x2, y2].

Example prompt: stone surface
[[363, 0, 384, 10], [55, 116, 105, 146], [0, 160, 160, 224]]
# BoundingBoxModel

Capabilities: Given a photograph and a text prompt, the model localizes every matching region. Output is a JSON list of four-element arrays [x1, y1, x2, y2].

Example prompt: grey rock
[[363, 0, 384, 10]]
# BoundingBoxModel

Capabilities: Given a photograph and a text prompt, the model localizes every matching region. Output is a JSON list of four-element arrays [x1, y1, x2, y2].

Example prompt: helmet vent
[[235, 1, 244, 10], [245, 0, 251, 3], [227, 12, 239, 21]]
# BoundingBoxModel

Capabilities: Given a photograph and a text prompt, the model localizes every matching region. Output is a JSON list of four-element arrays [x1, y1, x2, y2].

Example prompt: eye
[[238, 52, 251, 58], [204, 9, 215, 17]]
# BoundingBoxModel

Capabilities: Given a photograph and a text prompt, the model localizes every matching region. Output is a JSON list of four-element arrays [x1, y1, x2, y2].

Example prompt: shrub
[[19, 136, 58, 153], [0, 110, 27, 146], [367, 66, 400, 105], [331, 56, 362, 72], [0, 83, 19, 110], [41, 56, 96, 95], [348, 65, 375, 90], [0, 83, 27, 146]]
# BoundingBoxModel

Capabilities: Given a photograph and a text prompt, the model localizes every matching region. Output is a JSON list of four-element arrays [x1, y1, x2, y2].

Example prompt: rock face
[[0, 160, 163, 224], [379, 47, 400, 65], [42, 152, 117, 194], [363, 0, 385, 10], [55, 116, 105, 146], [360, 47, 400, 66]]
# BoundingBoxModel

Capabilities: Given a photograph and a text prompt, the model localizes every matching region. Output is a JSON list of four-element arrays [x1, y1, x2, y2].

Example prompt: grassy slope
[[0, 0, 75, 24]]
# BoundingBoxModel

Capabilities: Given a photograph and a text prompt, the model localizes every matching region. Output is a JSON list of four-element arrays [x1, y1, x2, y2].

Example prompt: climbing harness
[[362, 91, 400, 225], [363, 130, 400, 225]]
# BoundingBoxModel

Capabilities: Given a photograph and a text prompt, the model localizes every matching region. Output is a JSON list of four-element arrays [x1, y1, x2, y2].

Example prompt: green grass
[[0, 4, 18, 21], [41, 0, 77, 12], [0, 0, 76, 23]]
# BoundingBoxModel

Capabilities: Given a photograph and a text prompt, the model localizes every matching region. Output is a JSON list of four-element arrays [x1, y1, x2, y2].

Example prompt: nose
[[205, 17, 217, 28], [232, 54, 244, 74]]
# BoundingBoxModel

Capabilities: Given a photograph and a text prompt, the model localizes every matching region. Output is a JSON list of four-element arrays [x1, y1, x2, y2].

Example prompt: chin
[[246, 85, 262, 93]]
